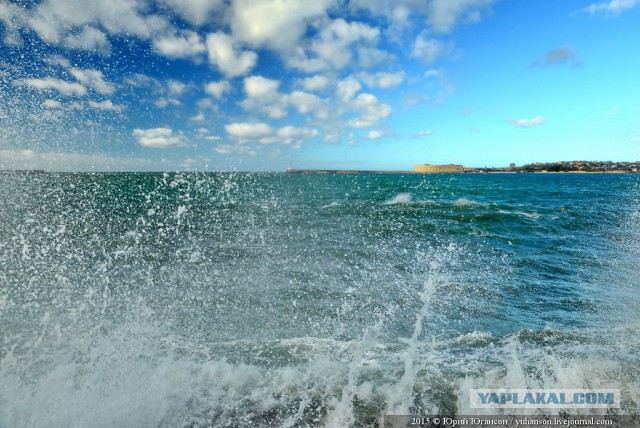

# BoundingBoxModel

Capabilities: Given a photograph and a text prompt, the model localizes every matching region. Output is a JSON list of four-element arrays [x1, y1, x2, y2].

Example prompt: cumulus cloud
[[154, 97, 181, 108], [336, 78, 391, 128], [190, 112, 206, 122], [225, 122, 274, 139], [287, 18, 380, 72], [230, 0, 333, 51], [239, 76, 328, 119], [244, 75, 280, 98], [509, 116, 546, 128], [241, 76, 287, 118], [153, 31, 206, 59], [161, 0, 224, 25], [224, 122, 318, 147], [133, 127, 188, 148], [584, 0, 640, 14], [69, 68, 114, 94], [299, 75, 331, 92], [204, 80, 231, 99], [427, 0, 496, 33], [276, 126, 319, 145], [358, 71, 405, 88], [347, 93, 392, 128], [88, 100, 123, 111], [63, 26, 110, 55], [365, 129, 384, 140], [22, 0, 168, 48], [214, 144, 258, 156], [411, 34, 454, 64], [531, 48, 581, 67], [17, 77, 87, 96], [206, 32, 257, 77], [42, 99, 63, 109], [166, 79, 188, 97], [287, 91, 324, 115], [336, 78, 362, 103], [195, 128, 221, 141]]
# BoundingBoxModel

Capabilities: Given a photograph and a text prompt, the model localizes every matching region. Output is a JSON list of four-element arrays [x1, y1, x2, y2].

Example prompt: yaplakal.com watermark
[[470, 389, 620, 409]]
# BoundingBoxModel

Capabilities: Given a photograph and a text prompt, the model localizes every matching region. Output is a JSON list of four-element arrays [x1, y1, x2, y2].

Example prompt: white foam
[[383, 193, 412, 205], [321, 202, 341, 209]]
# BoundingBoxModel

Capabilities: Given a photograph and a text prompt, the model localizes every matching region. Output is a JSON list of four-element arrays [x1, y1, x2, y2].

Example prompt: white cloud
[[287, 18, 380, 72], [70, 68, 114, 95], [123, 73, 158, 88], [348, 93, 392, 128], [357, 46, 395, 69], [359, 71, 405, 88], [17, 77, 87, 96], [299, 75, 331, 92], [191, 112, 206, 122], [204, 80, 231, 99], [417, 129, 433, 137], [427, 0, 495, 33], [411, 35, 453, 64], [348, 0, 416, 25], [241, 76, 288, 118], [88, 100, 123, 111], [133, 127, 188, 148], [531, 48, 580, 67], [225, 122, 273, 139], [365, 129, 383, 140], [244, 75, 280, 98], [276, 126, 319, 144], [287, 91, 323, 115], [0, 2, 27, 46], [153, 31, 206, 59], [166, 79, 188, 97], [223, 122, 316, 147], [44, 55, 71, 68], [206, 32, 258, 77], [214, 144, 258, 156], [336, 78, 362, 102], [584, 0, 640, 14], [64, 26, 110, 55], [42, 99, 63, 109], [336, 77, 391, 129], [161, 0, 223, 25], [240, 76, 327, 119], [230, 0, 333, 51], [24, 0, 169, 47], [154, 97, 181, 108], [196, 128, 221, 141], [313, 19, 380, 69], [509, 116, 546, 128]]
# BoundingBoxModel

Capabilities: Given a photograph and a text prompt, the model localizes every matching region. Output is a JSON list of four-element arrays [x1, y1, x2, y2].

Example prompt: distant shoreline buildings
[[286, 160, 640, 174]]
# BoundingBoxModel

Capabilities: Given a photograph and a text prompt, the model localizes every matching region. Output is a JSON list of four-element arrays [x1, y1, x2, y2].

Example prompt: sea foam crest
[[383, 193, 412, 205]]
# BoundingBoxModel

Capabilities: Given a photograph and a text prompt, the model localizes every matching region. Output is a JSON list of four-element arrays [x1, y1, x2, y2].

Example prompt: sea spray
[[1, 172, 639, 426]]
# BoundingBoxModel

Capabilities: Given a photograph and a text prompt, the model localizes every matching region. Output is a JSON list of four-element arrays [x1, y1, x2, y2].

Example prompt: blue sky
[[1, 0, 639, 171]]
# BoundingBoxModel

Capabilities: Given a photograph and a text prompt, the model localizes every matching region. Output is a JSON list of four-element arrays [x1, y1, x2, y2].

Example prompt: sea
[[0, 171, 638, 427]]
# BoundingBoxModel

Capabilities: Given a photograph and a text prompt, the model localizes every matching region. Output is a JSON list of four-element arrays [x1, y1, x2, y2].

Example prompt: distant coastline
[[287, 160, 640, 174]]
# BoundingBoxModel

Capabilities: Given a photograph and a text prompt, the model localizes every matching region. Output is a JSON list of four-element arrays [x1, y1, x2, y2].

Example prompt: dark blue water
[[0, 172, 638, 427]]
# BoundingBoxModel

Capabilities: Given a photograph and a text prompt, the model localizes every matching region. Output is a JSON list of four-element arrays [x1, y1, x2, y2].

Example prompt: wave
[[383, 193, 412, 204], [320, 201, 341, 209]]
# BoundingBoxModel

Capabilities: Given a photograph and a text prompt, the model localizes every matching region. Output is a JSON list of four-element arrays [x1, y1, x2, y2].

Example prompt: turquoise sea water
[[0, 172, 638, 427]]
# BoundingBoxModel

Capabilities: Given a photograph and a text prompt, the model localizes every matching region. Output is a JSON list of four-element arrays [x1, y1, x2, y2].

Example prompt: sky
[[0, 0, 639, 171]]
